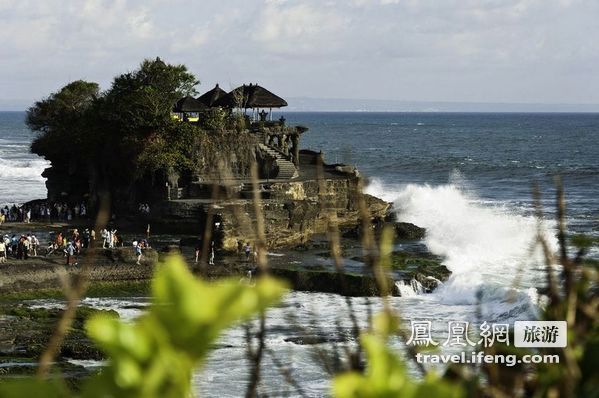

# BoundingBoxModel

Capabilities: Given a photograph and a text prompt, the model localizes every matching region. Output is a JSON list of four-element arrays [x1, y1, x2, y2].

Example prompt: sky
[[1, 0, 599, 110]]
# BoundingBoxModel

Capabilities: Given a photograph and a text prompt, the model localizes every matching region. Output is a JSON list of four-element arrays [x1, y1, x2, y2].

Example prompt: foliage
[[188, 130, 258, 178], [331, 199, 599, 398], [27, 57, 263, 206], [27, 58, 204, 204], [134, 120, 199, 174], [334, 313, 464, 398], [198, 108, 227, 131], [100, 57, 198, 136], [28, 80, 99, 161]]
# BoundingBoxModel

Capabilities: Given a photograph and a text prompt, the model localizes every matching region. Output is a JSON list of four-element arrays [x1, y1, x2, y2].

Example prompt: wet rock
[[269, 267, 398, 297], [0, 305, 116, 363], [284, 334, 349, 345], [394, 222, 425, 240]]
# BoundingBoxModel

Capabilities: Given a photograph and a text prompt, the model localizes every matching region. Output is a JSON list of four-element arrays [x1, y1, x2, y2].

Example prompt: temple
[[154, 83, 385, 249], [166, 83, 309, 200]]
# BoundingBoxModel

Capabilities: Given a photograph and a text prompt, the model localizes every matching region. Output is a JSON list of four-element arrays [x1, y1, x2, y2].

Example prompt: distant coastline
[[3, 98, 599, 113]]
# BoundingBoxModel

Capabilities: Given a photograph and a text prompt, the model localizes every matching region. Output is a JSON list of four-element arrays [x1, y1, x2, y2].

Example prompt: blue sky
[[1, 0, 599, 109]]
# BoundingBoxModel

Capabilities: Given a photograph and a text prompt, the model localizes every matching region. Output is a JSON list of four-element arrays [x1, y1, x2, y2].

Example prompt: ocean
[[2, 111, 598, 396], [0, 111, 49, 205]]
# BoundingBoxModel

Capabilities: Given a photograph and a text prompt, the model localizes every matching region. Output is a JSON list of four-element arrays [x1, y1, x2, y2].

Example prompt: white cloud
[[1, 0, 599, 105], [251, 3, 348, 55]]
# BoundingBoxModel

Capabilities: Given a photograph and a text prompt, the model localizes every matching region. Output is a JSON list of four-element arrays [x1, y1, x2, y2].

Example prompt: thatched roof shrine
[[197, 83, 228, 107], [215, 84, 288, 109], [173, 95, 207, 113]]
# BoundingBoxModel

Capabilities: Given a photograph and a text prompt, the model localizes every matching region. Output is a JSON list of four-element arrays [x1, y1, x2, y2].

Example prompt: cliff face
[[156, 176, 390, 250]]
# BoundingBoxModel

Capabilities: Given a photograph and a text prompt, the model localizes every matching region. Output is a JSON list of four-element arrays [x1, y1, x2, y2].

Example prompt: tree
[[101, 57, 199, 135], [28, 58, 202, 209], [28, 80, 99, 162]]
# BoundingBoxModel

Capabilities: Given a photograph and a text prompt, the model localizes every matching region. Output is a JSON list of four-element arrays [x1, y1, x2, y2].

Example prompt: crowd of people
[[0, 201, 249, 268], [0, 224, 151, 266], [0, 201, 88, 223], [0, 234, 40, 261]]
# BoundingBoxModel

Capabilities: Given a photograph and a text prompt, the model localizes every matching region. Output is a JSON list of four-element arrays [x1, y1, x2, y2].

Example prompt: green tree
[[28, 80, 99, 162], [28, 58, 202, 208], [101, 57, 198, 135]]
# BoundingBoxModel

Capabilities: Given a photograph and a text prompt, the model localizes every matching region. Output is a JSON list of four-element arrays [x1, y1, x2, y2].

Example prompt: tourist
[[209, 240, 215, 265], [82, 229, 90, 248], [110, 229, 118, 248], [16, 236, 24, 259], [30, 234, 39, 257], [4, 235, 12, 256], [194, 243, 201, 264], [135, 242, 143, 265], [101, 229, 109, 248], [22, 236, 30, 259], [109, 229, 118, 249], [0, 239, 6, 263], [65, 241, 75, 265], [11, 235, 18, 256], [244, 242, 251, 261], [46, 241, 57, 256]]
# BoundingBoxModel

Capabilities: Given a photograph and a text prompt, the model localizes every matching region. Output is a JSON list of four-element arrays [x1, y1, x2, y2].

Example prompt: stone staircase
[[258, 143, 298, 179]]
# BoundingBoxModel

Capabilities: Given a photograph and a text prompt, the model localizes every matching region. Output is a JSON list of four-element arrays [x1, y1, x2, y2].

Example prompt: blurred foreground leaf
[[333, 313, 463, 398], [83, 254, 287, 397]]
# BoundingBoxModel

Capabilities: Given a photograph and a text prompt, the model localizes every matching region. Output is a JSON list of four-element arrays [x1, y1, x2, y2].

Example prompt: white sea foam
[[0, 157, 49, 180], [395, 279, 424, 297], [366, 176, 557, 318]]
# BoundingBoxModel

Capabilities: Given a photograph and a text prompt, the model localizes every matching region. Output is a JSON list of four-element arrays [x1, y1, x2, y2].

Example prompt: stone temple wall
[[154, 176, 390, 250]]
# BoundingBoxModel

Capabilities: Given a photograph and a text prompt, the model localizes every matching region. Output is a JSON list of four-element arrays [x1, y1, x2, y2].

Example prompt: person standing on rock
[[30, 234, 39, 257], [101, 229, 109, 248], [110, 229, 117, 249], [0, 240, 6, 263], [65, 241, 75, 265], [244, 242, 251, 261], [135, 242, 143, 265], [209, 241, 215, 265], [194, 242, 201, 264], [22, 236, 30, 260]]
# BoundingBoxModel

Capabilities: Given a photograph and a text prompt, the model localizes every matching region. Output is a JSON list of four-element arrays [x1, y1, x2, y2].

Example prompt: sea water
[[3, 111, 599, 396], [0, 112, 49, 205]]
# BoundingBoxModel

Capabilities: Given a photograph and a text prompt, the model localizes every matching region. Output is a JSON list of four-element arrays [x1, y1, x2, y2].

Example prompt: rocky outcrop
[[155, 176, 391, 250]]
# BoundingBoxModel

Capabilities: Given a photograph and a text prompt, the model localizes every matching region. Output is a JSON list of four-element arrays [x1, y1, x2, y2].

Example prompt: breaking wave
[[366, 175, 557, 320]]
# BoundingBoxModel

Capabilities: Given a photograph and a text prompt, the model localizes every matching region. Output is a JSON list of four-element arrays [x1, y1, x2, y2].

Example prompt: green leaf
[[83, 254, 287, 397]]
